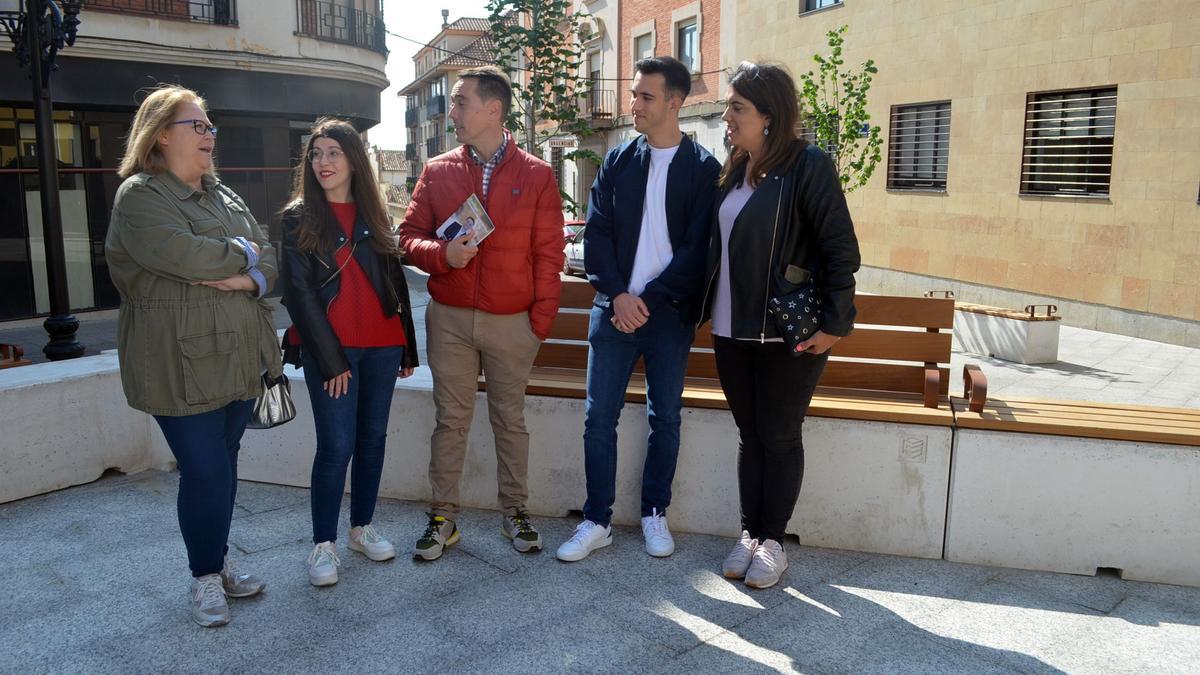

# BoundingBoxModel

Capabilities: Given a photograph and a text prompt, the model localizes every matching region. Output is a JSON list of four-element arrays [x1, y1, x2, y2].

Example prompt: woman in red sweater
[[280, 118, 419, 587]]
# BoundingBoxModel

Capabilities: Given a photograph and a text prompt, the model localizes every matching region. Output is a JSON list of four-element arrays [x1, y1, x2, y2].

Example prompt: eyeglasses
[[309, 148, 346, 164], [170, 119, 218, 137]]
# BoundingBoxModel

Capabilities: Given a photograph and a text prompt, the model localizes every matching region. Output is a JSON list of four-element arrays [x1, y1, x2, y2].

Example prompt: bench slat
[[551, 315, 952, 364], [855, 295, 955, 329], [536, 342, 949, 395], [951, 397, 1200, 447], [510, 368, 954, 426]]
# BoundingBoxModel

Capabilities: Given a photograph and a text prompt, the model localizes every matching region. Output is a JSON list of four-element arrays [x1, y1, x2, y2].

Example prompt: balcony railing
[[296, 0, 388, 54], [405, 108, 419, 127], [425, 95, 446, 118], [405, 143, 417, 161], [426, 137, 442, 157], [584, 90, 616, 120], [86, 0, 237, 25]]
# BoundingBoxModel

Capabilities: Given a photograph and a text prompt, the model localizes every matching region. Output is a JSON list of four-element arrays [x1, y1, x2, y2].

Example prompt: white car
[[563, 226, 586, 276]]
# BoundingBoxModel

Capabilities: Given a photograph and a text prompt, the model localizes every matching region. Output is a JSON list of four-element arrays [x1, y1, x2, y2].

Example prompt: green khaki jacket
[[105, 171, 283, 416]]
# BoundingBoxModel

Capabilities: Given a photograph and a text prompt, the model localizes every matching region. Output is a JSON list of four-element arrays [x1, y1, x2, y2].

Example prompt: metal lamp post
[[1, 0, 84, 360]]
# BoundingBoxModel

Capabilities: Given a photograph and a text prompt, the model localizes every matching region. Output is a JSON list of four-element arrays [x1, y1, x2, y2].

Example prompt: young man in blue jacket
[[557, 56, 721, 562]]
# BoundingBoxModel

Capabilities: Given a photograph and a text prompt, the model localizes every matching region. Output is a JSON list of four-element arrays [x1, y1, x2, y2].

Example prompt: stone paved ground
[[1, 471, 1197, 674]]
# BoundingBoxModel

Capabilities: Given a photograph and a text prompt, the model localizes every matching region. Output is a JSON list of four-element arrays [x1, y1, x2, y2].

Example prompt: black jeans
[[713, 336, 828, 543]]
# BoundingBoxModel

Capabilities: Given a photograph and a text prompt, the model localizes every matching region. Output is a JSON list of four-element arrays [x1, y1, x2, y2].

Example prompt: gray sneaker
[[501, 510, 543, 553], [308, 541, 340, 587], [413, 514, 460, 561], [744, 538, 788, 589], [189, 573, 230, 627], [220, 558, 265, 598], [348, 524, 397, 561], [722, 530, 759, 579]]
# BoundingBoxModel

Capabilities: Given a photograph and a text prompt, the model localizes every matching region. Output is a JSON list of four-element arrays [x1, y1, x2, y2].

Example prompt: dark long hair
[[285, 117, 397, 256], [718, 62, 805, 190]]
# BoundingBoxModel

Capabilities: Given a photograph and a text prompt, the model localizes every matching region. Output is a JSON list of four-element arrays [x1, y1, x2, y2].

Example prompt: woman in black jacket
[[280, 118, 419, 587], [700, 62, 861, 589]]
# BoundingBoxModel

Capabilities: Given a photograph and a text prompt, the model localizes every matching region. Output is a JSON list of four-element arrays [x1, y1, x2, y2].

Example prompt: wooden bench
[[502, 278, 972, 429], [945, 394, 1200, 587], [952, 298, 1062, 365], [0, 343, 32, 369], [471, 278, 974, 559]]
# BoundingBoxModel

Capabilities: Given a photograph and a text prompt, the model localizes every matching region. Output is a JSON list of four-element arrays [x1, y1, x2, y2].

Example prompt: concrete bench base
[[954, 308, 1061, 364], [239, 368, 952, 559], [945, 428, 1200, 587], [0, 355, 173, 504]]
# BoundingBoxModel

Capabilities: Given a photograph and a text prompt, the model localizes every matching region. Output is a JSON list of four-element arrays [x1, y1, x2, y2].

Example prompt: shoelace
[[567, 521, 597, 545], [356, 524, 382, 544], [309, 543, 341, 568], [509, 511, 535, 535], [421, 516, 446, 541], [193, 575, 225, 610], [754, 542, 782, 570], [222, 558, 241, 579], [645, 512, 667, 538]]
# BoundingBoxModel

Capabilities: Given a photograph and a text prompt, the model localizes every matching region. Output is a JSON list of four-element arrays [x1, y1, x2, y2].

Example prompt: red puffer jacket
[[399, 141, 565, 338]]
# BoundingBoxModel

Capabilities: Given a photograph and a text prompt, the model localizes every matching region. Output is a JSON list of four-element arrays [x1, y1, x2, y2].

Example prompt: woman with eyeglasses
[[105, 85, 282, 626], [699, 62, 861, 589], [279, 118, 419, 587]]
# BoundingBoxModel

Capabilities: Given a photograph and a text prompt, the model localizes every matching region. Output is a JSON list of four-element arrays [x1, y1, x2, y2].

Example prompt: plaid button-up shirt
[[468, 131, 510, 200]]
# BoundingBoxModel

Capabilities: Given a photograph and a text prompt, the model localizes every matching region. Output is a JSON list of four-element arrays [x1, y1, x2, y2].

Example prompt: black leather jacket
[[280, 206, 419, 379], [699, 142, 861, 339]]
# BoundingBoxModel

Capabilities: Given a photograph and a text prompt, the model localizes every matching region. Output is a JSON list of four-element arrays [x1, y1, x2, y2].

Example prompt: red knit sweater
[[326, 201, 406, 349]]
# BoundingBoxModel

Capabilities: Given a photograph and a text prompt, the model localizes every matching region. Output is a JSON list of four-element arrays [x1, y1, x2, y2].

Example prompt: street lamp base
[[43, 314, 85, 360]]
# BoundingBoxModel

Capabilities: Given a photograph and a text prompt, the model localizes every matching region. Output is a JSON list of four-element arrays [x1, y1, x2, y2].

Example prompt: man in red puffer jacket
[[400, 65, 564, 562]]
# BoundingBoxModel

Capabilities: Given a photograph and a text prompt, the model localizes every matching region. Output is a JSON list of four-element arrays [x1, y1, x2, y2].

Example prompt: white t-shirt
[[627, 143, 680, 297]]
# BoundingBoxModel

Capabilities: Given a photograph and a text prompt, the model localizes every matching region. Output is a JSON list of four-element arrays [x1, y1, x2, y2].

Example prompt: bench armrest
[[962, 364, 989, 413], [923, 362, 939, 409]]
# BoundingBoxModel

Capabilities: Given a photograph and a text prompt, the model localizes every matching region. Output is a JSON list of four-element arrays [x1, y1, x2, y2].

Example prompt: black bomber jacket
[[280, 205, 419, 379], [699, 141, 861, 340]]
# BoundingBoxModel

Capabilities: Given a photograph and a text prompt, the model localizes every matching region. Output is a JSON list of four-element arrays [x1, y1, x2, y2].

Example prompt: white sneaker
[[307, 541, 340, 587], [744, 538, 788, 589], [641, 509, 675, 557], [348, 524, 396, 562], [555, 520, 612, 562], [722, 530, 759, 579]]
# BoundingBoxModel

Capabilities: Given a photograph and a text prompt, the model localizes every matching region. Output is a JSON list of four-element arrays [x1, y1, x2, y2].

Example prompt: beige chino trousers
[[425, 299, 542, 519]]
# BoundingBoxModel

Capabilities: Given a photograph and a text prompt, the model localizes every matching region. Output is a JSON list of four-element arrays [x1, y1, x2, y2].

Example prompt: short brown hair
[[457, 65, 513, 117]]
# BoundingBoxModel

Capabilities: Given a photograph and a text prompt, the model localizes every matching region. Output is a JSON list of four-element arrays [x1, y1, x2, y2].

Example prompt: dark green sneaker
[[501, 510, 543, 553], [413, 513, 459, 561]]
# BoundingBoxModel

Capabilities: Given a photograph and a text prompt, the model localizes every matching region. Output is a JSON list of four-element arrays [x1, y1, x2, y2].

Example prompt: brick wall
[[619, 0, 723, 114]]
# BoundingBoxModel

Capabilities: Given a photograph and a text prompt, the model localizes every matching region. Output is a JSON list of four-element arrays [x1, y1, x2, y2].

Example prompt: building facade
[[398, 15, 495, 182], [737, 0, 1199, 343], [0, 0, 389, 320]]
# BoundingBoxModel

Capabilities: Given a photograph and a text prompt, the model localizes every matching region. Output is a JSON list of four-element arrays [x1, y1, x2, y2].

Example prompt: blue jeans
[[302, 346, 404, 543], [582, 304, 695, 526], [154, 399, 256, 577]]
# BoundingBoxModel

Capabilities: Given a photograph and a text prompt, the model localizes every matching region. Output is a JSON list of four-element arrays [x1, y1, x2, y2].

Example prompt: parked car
[[563, 225, 586, 276], [563, 219, 585, 245]]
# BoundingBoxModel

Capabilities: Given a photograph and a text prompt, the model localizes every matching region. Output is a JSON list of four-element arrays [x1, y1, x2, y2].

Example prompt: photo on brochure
[[435, 193, 495, 246]]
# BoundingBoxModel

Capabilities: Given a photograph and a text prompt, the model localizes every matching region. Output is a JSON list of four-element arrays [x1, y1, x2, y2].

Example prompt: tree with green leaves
[[798, 25, 883, 193], [486, 0, 600, 214]]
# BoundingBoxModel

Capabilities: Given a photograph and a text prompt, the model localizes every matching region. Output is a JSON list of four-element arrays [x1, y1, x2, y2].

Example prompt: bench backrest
[[541, 279, 955, 401]]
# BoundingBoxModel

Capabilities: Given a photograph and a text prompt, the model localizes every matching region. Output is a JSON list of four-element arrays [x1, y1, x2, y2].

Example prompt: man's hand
[[194, 274, 256, 292], [398, 367, 415, 379], [324, 370, 351, 399], [795, 330, 840, 355], [445, 233, 479, 269], [611, 292, 649, 333]]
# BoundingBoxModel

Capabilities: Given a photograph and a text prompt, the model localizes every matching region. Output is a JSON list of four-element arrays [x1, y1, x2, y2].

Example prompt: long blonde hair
[[118, 85, 213, 179]]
